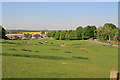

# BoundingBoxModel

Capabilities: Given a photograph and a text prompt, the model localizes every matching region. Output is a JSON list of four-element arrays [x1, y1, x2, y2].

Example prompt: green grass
[[1, 39, 118, 78]]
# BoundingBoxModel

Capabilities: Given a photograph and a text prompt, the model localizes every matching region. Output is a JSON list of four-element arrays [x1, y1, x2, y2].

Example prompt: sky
[[2, 2, 118, 30], [2, 0, 120, 2]]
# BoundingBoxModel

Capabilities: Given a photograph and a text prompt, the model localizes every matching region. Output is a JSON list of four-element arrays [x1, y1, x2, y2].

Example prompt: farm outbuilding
[[6, 34, 24, 40], [32, 34, 41, 39]]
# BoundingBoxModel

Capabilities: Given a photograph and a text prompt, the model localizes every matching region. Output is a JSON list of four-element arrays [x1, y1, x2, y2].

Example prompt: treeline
[[47, 25, 96, 40], [47, 23, 120, 43]]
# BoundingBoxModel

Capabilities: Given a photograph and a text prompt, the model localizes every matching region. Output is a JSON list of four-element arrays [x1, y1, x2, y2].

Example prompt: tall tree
[[68, 30, 76, 40], [41, 31, 45, 34], [47, 32, 51, 37], [54, 31, 61, 40], [60, 31, 66, 40], [50, 31, 56, 37], [0, 25, 6, 39], [116, 28, 120, 42], [103, 23, 117, 41], [75, 26, 83, 40], [82, 25, 94, 39], [91, 25, 97, 38], [103, 23, 116, 29]]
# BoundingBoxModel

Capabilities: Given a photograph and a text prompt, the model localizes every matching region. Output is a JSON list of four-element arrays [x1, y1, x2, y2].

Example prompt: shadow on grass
[[2, 53, 71, 60], [64, 51, 71, 53], [8, 48, 17, 51], [72, 56, 89, 60], [2, 41, 22, 45], [51, 49, 60, 50], [21, 49, 33, 52]]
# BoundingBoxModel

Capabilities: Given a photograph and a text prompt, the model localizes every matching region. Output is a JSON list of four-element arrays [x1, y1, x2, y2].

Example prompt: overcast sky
[[2, 2, 118, 30]]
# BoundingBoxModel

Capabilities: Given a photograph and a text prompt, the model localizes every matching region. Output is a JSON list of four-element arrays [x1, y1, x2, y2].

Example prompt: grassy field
[[1, 39, 118, 78]]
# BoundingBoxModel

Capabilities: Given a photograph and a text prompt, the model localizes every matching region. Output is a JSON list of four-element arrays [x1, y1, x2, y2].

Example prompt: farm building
[[32, 34, 41, 39], [32, 34, 48, 39], [6, 34, 24, 39]]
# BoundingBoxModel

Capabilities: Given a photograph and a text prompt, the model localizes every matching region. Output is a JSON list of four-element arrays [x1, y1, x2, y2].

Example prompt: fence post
[[110, 71, 119, 80]]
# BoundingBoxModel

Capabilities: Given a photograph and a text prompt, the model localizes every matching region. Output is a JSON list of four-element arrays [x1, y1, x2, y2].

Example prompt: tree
[[96, 23, 118, 43], [82, 25, 97, 40], [65, 32, 68, 39], [50, 31, 56, 37], [82, 26, 92, 39], [64, 30, 68, 39], [24, 33, 30, 38], [117, 29, 120, 42], [41, 31, 45, 34], [47, 32, 51, 37], [60, 31, 66, 40], [97, 26, 108, 41], [103, 23, 117, 41], [28, 34, 32, 39], [68, 30, 72, 34], [66, 30, 72, 39], [68, 30, 76, 40], [0, 25, 6, 39], [91, 25, 97, 38], [103, 23, 116, 29], [75, 26, 83, 40], [91, 25, 97, 30], [94, 30, 97, 39], [54, 31, 61, 40]]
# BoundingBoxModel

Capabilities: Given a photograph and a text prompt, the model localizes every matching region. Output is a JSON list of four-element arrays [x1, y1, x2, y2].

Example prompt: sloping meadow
[[2, 39, 118, 78]]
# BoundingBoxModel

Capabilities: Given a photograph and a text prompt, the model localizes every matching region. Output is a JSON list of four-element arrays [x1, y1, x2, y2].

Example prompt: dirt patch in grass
[[61, 44, 67, 47], [21, 68, 24, 70], [61, 62, 67, 64]]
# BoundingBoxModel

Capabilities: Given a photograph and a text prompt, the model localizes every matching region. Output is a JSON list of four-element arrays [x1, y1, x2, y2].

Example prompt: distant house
[[6, 34, 24, 39], [31, 34, 49, 39], [32, 34, 41, 39]]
